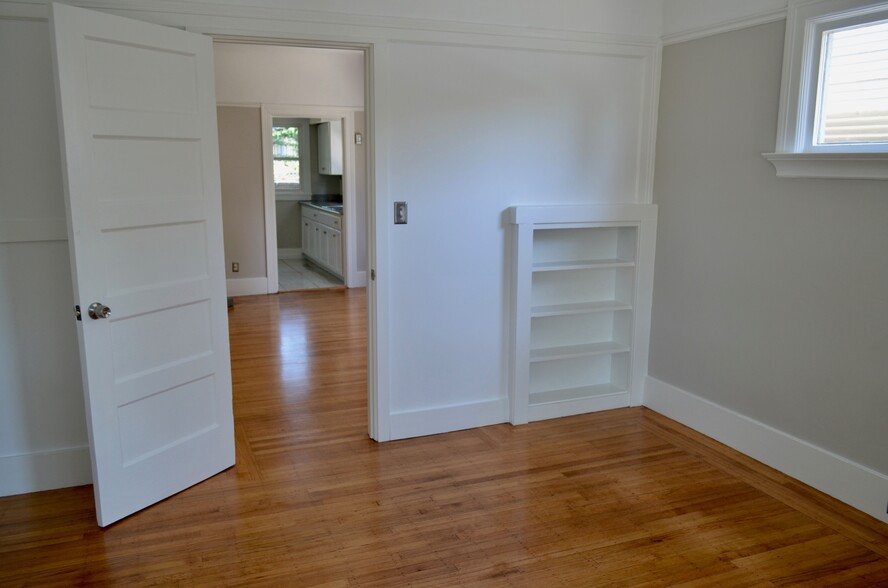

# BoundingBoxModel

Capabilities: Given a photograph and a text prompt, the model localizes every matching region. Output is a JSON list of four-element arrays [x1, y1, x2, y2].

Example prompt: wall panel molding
[[0, 218, 68, 244]]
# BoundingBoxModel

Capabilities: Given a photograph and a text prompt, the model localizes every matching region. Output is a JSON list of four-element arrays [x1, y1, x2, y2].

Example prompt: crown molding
[[662, 7, 787, 45], [0, 0, 660, 47]]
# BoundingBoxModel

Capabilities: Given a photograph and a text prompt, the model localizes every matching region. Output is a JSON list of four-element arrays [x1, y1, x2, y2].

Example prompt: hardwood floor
[[2, 289, 887, 586]]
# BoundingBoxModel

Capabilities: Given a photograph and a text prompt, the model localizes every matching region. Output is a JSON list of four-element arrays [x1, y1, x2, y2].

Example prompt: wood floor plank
[[1, 289, 886, 586]]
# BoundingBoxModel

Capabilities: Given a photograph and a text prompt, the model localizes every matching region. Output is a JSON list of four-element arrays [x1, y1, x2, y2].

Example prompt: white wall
[[204, 5, 661, 438], [650, 20, 888, 522], [0, 0, 662, 495], [385, 41, 654, 432], [0, 18, 91, 495], [214, 44, 364, 108]]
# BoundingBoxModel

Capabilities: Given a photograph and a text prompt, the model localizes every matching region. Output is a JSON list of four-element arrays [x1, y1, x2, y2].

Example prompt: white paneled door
[[50, 3, 234, 526]]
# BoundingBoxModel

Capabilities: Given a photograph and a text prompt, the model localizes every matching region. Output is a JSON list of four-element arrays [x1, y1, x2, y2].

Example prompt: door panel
[[50, 3, 234, 527], [91, 138, 204, 202]]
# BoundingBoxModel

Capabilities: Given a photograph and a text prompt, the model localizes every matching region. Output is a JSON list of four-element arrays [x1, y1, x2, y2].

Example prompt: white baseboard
[[226, 277, 268, 297], [645, 376, 888, 524], [349, 270, 367, 288], [390, 398, 509, 440], [0, 446, 92, 496], [277, 248, 303, 260]]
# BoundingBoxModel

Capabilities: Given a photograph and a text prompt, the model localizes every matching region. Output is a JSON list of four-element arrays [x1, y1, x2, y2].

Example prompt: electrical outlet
[[232, 262, 239, 273]]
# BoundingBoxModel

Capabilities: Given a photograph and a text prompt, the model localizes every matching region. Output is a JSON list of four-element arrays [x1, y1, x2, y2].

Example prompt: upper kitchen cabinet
[[317, 120, 343, 175]]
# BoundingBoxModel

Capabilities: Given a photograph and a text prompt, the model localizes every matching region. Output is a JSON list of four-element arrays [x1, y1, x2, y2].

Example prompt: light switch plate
[[394, 201, 407, 224]]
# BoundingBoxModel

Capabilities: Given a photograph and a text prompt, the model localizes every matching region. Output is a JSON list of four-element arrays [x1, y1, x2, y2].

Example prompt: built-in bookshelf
[[508, 205, 658, 424]]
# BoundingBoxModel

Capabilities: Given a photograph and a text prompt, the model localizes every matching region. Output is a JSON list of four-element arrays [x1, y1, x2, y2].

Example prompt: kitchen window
[[272, 118, 311, 197], [764, 0, 888, 179]]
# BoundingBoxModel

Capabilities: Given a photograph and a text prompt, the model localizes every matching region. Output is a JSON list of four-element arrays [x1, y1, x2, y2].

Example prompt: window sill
[[763, 152, 888, 180]]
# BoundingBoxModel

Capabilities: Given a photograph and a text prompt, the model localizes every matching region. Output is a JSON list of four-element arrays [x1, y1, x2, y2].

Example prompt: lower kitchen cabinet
[[301, 204, 343, 279]]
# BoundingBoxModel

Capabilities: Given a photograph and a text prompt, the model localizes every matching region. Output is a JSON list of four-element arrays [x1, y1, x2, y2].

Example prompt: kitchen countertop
[[301, 201, 343, 215]]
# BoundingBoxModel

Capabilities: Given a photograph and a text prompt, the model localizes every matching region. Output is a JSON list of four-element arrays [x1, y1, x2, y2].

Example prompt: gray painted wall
[[276, 201, 301, 249], [650, 21, 888, 475], [217, 106, 266, 279], [217, 108, 366, 268]]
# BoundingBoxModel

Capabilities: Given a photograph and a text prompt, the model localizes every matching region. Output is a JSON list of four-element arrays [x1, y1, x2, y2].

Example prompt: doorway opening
[[213, 42, 368, 296], [213, 39, 377, 438], [269, 115, 344, 291], [262, 108, 361, 292]]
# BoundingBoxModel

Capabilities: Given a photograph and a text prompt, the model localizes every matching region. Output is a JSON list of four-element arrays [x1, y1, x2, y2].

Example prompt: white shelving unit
[[508, 204, 658, 424]]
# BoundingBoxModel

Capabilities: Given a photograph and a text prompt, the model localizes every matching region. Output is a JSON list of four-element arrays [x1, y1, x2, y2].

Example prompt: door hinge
[[370, 269, 376, 281], [74, 305, 82, 321]]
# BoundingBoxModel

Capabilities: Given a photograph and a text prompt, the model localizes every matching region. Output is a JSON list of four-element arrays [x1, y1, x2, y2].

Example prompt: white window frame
[[764, 0, 888, 179], [268, 116, 312, 200]]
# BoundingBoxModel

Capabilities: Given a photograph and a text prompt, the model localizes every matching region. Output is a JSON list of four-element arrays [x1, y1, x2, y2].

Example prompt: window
[[273, 125, 301, 185], [271, 118, 311, 197], [816, 19, 888, 146], [765, 0, 888, 179]]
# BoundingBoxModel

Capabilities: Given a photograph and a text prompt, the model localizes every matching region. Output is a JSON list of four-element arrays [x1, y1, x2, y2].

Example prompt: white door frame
[[203, 36, 387, 442], [260, 104, 362, 292]]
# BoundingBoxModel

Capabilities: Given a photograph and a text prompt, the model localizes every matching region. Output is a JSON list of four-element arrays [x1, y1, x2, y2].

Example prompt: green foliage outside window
[[273, 126, 300, 184]]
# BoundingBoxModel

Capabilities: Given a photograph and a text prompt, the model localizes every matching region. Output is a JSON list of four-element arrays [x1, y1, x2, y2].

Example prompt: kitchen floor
[[278, 257, 343, 291]]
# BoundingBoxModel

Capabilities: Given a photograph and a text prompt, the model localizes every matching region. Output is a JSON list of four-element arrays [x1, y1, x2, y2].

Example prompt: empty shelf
[[530, 341, 629, 362], [532, 258, 635, 272], [531, 300, 632, 317]]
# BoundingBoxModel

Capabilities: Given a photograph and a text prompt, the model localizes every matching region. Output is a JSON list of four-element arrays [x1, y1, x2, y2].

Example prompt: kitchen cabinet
[[301, 204, 343, 279], [317, 121, 342, 175], [508, 204, 658, 424]]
